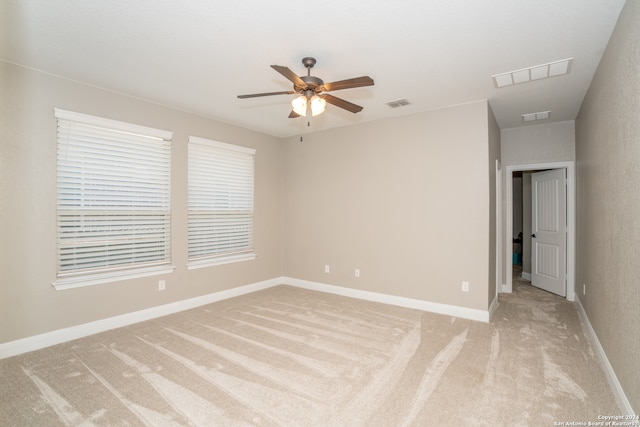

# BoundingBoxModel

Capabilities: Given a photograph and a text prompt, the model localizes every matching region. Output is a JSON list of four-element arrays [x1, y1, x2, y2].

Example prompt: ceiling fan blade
[[322, 94, 364, 113], [237, 91, 295, 99], [288, 110, 301, 119], [271, 65, 306, 88], [321, 76, 374, 92]]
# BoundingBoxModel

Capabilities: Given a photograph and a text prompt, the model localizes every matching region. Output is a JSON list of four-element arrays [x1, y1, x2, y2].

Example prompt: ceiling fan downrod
[[299, 57, 323, 91]]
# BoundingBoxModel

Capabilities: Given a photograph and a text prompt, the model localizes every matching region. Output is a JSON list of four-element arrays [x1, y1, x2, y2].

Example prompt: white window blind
[[55, 109, 172, 284], [188, 136, 255, 266]]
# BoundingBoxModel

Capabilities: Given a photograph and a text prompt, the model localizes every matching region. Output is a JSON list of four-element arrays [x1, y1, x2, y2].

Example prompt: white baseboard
[[283, 277, 490, 323], [0, 277, 284, 360], [521, 271, 531, 281], [574, 297, 635, 415], [1, 275, 492, 359]]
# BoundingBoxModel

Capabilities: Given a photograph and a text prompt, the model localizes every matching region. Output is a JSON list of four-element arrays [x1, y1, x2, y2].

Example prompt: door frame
[[502, 161, 575, 301], [496, 160, 502, 303]]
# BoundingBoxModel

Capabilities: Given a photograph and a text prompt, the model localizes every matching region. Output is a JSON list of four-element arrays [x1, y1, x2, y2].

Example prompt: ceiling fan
[[237, 57, 374, 118]]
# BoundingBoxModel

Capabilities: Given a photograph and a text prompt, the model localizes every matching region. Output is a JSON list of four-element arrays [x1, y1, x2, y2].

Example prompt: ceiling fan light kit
[[310, 95, 327, 116], [291, 95, 307, 116], [238, 57, 374, 118], [292, 94, 327, 117]]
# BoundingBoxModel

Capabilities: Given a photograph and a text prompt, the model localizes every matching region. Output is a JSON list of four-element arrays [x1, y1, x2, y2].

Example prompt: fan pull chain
[[299, 115, 304, 142], [298, 118, 311, 143]]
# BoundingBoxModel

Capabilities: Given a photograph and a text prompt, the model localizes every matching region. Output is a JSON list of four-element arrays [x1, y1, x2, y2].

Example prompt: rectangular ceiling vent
[[522, 110, 551, 122], [492, 58, 573, 88], [385, 98, 411, 108]]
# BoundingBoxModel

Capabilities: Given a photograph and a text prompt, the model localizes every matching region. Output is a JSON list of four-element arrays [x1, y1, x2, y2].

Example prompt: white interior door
[[531, 169, 566, 296]]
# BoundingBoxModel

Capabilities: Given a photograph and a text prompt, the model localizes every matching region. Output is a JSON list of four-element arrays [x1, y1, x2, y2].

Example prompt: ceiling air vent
[[522, 110, 551, 122], [492, 58, 573, 88], [385, 98, 411, 108]]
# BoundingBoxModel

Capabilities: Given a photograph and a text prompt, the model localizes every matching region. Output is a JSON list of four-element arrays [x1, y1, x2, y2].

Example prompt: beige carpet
[[0, 279, 621, 426]]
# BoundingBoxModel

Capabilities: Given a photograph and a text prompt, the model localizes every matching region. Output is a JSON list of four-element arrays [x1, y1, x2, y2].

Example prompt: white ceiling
[[0, 0, 626, 138]]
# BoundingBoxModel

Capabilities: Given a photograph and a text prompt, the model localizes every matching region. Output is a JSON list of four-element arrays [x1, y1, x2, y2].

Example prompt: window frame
[[187, 136, 256, 269], [52, 109, 174, 290]]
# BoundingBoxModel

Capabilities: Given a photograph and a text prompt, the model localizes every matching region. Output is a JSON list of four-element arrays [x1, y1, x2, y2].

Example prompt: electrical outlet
[[324, 265, 330, 273], [158, 280, 166, 291], [462, 281, 470, 292], [355, 268, 360, 278]]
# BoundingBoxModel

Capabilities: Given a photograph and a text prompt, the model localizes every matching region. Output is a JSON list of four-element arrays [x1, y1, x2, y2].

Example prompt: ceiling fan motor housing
[[298, 75, 324, 93]]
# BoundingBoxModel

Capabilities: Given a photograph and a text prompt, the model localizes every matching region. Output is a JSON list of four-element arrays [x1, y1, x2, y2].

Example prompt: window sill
[[187, 253, 256, 270], [52, 265, 176, 290]]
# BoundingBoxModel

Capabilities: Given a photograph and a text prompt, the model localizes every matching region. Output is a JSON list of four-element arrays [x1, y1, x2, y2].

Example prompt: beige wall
[[0, 63, 501, 344], [283, 101, 498, 311], [501, 120, 575, 166], [0, 62, 284, 343], [575, 0, 640, 413], [1, 3, 635, 410]]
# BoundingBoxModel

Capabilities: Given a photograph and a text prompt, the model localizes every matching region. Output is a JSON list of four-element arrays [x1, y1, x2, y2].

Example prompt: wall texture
[[0, 62, 284, 343], [283, 101, 498, 311], [501, 121, 575, 166], [575, 0, 640, 413]]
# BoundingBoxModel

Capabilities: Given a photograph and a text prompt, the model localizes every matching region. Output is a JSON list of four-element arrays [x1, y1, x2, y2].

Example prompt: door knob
[[531, 234, 536, 238]]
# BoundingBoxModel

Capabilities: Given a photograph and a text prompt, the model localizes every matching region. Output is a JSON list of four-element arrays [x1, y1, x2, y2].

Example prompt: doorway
[[502, 161, 575, 301]]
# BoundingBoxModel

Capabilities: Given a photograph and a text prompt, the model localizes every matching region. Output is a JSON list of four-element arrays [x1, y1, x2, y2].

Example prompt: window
[[54, 109, 173, 289], [188, 136, 256, 268]]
